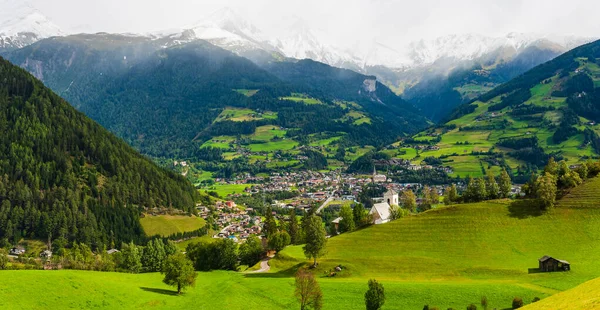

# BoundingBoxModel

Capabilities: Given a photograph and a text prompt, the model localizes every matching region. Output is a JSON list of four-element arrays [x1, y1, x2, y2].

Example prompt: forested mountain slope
[[4, 34, 429, 173], [394, 40, 600, 179], [0, 56, 198, 248], [402, 45, 563, 122]]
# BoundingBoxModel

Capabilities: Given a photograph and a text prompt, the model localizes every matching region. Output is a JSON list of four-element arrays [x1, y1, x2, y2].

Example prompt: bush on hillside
[[512, 297, 524, 309]]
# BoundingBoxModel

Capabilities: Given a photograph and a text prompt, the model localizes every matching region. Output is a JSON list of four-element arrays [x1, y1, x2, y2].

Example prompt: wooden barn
[[539, 255, 570, 272]]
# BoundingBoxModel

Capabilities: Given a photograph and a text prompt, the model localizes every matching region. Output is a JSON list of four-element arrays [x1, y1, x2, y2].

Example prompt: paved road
[[316, 197, 334, 214], [246, 255, 275, 273], [251, 257, 271, 273]]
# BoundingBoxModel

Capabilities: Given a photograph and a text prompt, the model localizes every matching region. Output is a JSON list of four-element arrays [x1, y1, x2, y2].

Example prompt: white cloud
[[29, 0, 600, 50]]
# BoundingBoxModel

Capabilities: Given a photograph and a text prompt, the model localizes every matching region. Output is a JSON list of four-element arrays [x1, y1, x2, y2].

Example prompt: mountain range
[[397, 39, 600, 182], [2, 3, 595, 123], [3, 33, 427, 175], [2, 3, 593, 70]]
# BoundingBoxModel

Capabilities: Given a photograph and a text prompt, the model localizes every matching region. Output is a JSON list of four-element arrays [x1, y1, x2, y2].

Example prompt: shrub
[[481, 296, 488, 310], [512, 297, 524, 309], [467, 304, 477, 310]]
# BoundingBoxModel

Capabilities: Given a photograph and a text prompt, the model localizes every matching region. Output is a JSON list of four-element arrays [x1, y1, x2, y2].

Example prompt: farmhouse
[[369, 202, 391, 224], [332, 217, 343, 232], [539, 255, 570, 272], [9, 246, 25, 256], [40, 250, 52, 259]]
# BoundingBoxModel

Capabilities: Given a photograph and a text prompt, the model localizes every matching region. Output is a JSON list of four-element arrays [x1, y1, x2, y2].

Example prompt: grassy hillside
[[5, 178, 600, 309], [140, 215, 206, 237], [395, 40, 600, 178], [523, 277, 600, 309], [270, 177, 600, 307], [0, 270, 547, 310]]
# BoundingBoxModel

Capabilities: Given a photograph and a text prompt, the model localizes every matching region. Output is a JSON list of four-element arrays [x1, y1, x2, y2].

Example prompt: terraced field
[[280, 93, 323, 105], [233, 89, 259, 97], [214, 107, 277, 123], [398, 59, 600, 177]]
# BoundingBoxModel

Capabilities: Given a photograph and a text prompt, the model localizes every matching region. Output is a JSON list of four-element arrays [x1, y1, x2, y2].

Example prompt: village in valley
[[194, 167, 524, 244]]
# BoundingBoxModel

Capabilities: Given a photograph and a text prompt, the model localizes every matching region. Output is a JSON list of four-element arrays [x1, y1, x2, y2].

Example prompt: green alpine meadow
[[1, 1, 600, 309]]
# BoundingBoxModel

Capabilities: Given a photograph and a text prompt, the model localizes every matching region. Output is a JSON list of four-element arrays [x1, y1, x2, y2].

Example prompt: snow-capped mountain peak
[[0, 0, 63, 51], [190, 7, 265, 42], [270, 17, 360, 68], [170, 7, 275, 54], [404, 32, 595, 66]]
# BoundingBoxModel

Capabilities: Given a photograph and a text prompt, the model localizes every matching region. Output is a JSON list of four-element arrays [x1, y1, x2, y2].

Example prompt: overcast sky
[[30, 0, 600, 49]]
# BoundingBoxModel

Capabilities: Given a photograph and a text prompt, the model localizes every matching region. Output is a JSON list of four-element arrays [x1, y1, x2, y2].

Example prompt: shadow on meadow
[[140, 287, 179, 296], [508, 199, 543, 219], [243, 262, 306, 279], [528, 268, 543, 274]]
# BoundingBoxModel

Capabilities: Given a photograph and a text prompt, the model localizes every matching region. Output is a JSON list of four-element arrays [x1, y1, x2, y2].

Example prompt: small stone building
[[539, 255, 570, 272]]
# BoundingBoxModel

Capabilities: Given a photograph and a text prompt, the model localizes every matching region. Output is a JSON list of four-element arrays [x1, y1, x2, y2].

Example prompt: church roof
[[370, 202, 391, 220]]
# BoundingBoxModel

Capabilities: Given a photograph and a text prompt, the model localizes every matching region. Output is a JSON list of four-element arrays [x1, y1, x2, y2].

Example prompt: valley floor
[[3, 178, 600, 309], [0, 270, 551, 310]]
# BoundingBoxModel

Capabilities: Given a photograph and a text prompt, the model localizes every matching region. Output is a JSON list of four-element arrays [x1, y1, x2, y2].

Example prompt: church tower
[[384, 189, 398, 206]]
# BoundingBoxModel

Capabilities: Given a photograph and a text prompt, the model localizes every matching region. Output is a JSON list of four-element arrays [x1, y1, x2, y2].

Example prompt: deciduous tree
[[353, 203, 368, 227], [499, 169, 512, 198], [443, 184, 459, 204], [295, 269, 323, 310], [0, 248, 7, 270], [485, 171, 500, 199], [536, 173, 557, 210], [269, 231, 291, 252], [303, 215, 327, 266], [338, 205, 355, 233], [118, 241, 142, 273], [239, 235, 264, 266], [400, 190, 417, 212], [162, 253, 197, 294]]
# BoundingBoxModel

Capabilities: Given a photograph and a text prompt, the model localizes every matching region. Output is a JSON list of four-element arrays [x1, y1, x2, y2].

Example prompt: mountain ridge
[[0, 55, 199, 247]]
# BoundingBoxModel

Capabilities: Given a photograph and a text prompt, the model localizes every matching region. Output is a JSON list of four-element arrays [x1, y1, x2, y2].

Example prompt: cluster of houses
[[173, 160, 188, 167], [9, 246, 52, 260], [198, 202, 263, 242], [412, 145, 441, 151]]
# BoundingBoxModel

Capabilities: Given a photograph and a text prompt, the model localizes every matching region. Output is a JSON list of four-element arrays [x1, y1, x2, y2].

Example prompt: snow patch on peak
[[0, 0, 63, 50], [271, 17, 360, 68], [405, 32, 596, 67], [154, 7, 278, 54]]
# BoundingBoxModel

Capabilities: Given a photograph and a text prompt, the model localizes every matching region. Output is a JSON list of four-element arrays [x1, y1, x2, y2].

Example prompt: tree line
[[0, 57, 198, 249]]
